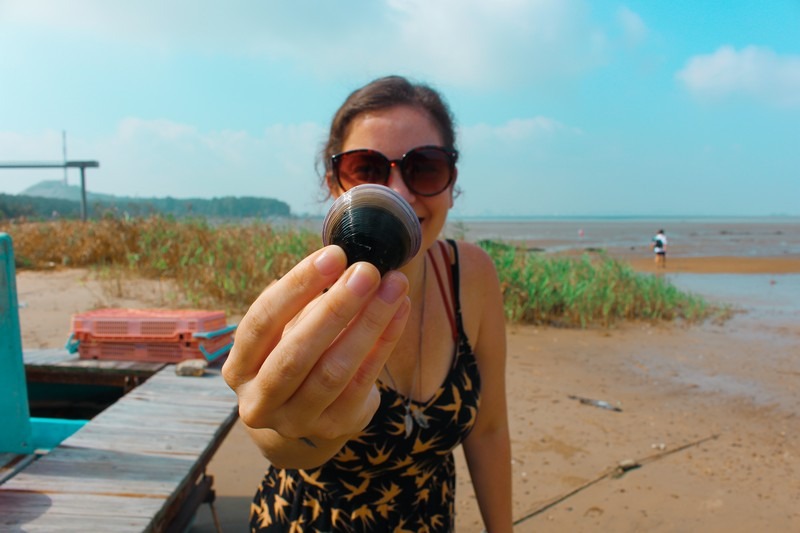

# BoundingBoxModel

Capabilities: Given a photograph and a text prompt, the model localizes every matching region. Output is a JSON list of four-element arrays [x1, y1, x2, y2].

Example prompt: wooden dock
[[0, 361, 239, 532], [24, 348, 165, 390]]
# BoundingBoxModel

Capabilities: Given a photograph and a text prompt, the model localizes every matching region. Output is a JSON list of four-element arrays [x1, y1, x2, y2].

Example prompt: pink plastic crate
[[69, 308, 236, 363], [71, 308, 228, 343], [76, 331, 233, 363]]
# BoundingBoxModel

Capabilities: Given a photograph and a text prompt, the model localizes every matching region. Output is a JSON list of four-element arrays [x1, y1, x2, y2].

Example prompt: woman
[[223, 75, 512, 532]]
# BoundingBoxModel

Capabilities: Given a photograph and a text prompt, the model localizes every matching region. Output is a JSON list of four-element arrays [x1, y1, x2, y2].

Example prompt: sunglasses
[[331, 145, 458, 197]]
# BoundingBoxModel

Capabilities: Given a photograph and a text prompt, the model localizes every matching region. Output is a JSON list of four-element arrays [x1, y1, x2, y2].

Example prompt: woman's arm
[[459, 243, 513, 533], [222, 245, 410, 469]]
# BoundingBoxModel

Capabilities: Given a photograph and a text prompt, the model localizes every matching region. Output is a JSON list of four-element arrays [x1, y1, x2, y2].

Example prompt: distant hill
[[1, 180, 291, 220], [22, 180, 118, 203]]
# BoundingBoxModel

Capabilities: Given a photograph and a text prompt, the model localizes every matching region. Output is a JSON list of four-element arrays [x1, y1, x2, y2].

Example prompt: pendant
[[412, 407, 430, 429], [404, 406, 414, 438]]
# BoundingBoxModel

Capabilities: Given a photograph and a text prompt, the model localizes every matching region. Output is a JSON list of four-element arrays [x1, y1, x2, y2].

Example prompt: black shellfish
[[322, 184, 421, 275]]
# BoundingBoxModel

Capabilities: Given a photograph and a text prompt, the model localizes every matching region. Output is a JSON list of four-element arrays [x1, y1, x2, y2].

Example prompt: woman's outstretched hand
[[222, 245, 410, 458]]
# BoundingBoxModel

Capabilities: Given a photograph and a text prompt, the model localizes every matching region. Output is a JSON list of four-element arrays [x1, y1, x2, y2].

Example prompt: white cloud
[[2, 0, 608, 88], [117, 119, 197, 142], [676, 45, 800, 108], [0, 119, 329, 215], [616, 6, 646, 46], [462, 117, 580, 144], [385, 0, 607, 86], [1, 112, 581, 219], [451, 115, 586, 215], [0, 130, 66, 161]]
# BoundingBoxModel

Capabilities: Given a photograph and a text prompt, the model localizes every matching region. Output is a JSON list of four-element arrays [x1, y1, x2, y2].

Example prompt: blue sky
[[1, 0, 798, 218]]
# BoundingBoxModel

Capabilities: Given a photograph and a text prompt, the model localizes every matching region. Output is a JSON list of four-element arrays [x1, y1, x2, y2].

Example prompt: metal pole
[[0, 162, 98, 221], [80, 167, 87, 222], [62, 131, 68, 185]]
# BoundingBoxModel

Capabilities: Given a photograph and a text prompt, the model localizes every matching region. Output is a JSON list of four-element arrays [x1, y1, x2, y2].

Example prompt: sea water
[[445, 216, 800, 257], [297, 215, 800, 311], [440, 217, 800, 412]]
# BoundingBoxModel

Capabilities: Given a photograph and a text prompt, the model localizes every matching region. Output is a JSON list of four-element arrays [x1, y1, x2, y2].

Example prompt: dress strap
[[444, 239, 465, 336], [427, 241, 457, 341]]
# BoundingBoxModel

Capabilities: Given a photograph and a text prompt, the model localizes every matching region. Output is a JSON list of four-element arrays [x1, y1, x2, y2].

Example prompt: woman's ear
[[326, 172, 343, 199], [449, 167, 458, 207]]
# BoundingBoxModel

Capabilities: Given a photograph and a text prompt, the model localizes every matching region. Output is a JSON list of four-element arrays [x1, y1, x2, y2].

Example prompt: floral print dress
[[250, 240, 481, 532]]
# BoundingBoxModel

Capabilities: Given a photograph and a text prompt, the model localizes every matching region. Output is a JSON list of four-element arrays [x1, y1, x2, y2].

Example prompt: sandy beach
[[14, 251, 800, 532]]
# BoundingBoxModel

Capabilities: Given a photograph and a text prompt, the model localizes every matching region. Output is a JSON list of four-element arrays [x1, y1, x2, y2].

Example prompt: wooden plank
[[0, 365, 239, 532], [24, 348, 166, 373], [24, 348, 167, 388], [0, 453, 36, 485], [3, 474, 180, 497], [0, 491, 157, 528], [85, 409, 233, 433], [20, 446, 195, 474], [63, 425, 225, 456], [22, 348, 75, 365], [0, 453, 22, 474]]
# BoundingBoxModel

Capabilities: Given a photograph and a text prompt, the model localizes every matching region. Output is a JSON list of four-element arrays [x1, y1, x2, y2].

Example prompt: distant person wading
[[652, 229, 667, 268]]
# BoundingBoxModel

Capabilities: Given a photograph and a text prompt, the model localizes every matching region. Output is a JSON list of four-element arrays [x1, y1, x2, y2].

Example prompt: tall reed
[[1, 217, 717, 326], [479, 240, 714, 327], [1, 216, 319, 312]]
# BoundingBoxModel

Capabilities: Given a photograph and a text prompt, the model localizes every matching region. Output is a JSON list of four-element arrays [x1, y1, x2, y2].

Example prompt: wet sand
[[625, 255, 800, 274], [14, 253, 800, 532]]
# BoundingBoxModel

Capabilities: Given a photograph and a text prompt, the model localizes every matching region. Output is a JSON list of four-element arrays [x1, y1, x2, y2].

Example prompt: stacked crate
[[68, 309, 236, 363]]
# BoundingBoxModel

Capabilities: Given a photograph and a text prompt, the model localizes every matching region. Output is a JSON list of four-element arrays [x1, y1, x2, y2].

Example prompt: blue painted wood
[[1, 233, 85, 453], [0, 233, 33, 453], [29, 418, 88, 450]]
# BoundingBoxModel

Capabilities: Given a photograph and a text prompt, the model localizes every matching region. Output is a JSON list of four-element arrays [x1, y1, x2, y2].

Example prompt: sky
[[1, 0, 799, 218]]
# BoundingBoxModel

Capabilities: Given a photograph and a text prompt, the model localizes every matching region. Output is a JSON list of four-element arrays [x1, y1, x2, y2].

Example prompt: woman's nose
[[387, 165, 415, 203]]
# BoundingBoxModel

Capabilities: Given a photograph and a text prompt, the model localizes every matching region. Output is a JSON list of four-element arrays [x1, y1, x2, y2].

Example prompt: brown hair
[[318, 75, 457, 192]]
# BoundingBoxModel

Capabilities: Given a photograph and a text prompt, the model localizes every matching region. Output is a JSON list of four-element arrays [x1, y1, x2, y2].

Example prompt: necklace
[[383, 257, 429, 437]]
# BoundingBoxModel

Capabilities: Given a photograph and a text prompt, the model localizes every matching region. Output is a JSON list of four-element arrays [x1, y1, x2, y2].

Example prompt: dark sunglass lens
[[404, 148, 452, 195], [337, 151, 390, 188]]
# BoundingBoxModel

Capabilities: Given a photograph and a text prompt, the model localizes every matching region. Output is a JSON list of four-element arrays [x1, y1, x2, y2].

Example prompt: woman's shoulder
[[451, 240, 491, 262], [450, 240, 497, 275], [446, 240, 505, 353]]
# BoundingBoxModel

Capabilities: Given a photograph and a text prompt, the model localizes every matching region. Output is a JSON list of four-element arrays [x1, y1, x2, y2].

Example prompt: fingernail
[[378, 272, 408, 304], [346, 263, 378, 297], [314, 247, 343, 276], [394, 297, 411, 320]]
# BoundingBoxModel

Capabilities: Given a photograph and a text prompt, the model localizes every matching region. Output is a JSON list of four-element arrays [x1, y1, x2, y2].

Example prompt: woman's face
[[333, 105, 457, 256]]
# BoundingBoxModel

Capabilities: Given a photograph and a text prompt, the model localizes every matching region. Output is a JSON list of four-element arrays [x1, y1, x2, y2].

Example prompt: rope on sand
[[511, 433, 720, 529]]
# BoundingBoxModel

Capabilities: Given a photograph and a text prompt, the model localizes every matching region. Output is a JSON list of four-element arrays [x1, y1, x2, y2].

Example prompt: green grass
[[1, 217, 721, 326], [478, 239, 718, 327], [2, 216, 319, 312]]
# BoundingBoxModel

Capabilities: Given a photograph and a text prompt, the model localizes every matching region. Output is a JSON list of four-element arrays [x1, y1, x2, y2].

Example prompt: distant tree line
[[0, 194, 81, 219], [0, 193, 292, 220]]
